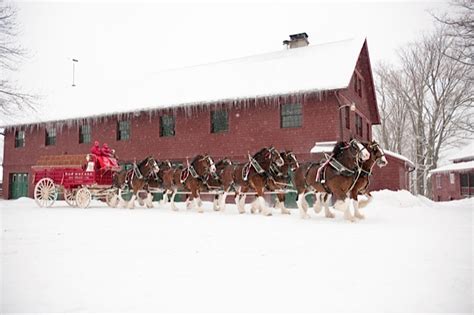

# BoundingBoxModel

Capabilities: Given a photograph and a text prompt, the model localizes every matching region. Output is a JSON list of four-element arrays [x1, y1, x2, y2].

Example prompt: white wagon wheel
[[64, 189, 77, 207], [34, 178, 58, 208], [76, 187, 91, 209]]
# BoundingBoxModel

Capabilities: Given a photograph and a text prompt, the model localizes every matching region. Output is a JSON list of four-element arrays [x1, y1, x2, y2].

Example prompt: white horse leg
[[145, 192, 154, 208], [258, 196, 271, 216], [219, 192, 228, 212], [185, 196, 193, 210], [117, 189, 127, 208], [313, 192, 322, 214], [297, 193, 310, 219], [323, 195, 335, 218], [213, 195, 220, 211], [195, 196, 204, 213], [128, 194, 137, 209], [238, 194, 247, 214], [138, 192, 145, 207], [250, 197, 259, 214], [109, 193, 119, 208], [170, 189, 179, 211], [276, 198, 291, 215], [353, 198, 365, 219], [336, 198, 355, 222], [160, 191, 170, 206]]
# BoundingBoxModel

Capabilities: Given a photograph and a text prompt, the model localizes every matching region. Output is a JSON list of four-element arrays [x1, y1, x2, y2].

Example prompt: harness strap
[[249, 155, 265, 174], [188, 165, 199, 178], [133, 162, 144, 179], [326, 153, 355, 176]]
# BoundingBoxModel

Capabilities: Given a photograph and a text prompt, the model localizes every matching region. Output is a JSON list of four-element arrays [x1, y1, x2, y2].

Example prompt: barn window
[[449, 173, 455, 185], [281, 103, 302, 128], [345, 106, 350, 129], [117, 120, 130, 141], [355, 114, 363, 137], [160, 115, 175, 137], [211, 110, 228, 133], [45, 127, 56, 146], [79, 125, 91, 144], [15, 130, 25, 148]]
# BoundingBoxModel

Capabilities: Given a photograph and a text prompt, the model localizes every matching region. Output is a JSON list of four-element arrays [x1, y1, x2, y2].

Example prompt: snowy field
[[1, 190, 472, 313]]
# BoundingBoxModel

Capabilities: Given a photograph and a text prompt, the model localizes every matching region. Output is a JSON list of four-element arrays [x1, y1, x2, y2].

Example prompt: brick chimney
[[283, 33, 309, 49]]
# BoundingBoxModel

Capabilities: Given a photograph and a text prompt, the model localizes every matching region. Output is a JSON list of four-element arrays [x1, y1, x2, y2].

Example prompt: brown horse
[[112, 156, 160, 209], [137, 160, 174, 208], [170, 154, 216, 213], [316, 140, 387, 220], [265, 151, 299, 215], [233, 146, 284, 216], [293, 139, 370, 221], [205, 158, 235, 212]]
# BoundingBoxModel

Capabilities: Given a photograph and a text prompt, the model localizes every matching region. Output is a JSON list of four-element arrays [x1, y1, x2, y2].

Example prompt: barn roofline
[[0, 89, 341, 130]]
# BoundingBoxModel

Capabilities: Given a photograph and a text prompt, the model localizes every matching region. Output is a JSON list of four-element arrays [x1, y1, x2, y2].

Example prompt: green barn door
[[10, 173, 29, 199]]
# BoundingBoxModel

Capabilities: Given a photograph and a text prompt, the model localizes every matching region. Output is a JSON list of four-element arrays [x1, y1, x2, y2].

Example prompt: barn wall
[[370, 155, 411, 192], [431, 172, 462, 201], [2, 94, 342, 198]]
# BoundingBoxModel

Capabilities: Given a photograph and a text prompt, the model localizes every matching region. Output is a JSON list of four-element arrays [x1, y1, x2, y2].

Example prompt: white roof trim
[[429, 161, 474, 174]]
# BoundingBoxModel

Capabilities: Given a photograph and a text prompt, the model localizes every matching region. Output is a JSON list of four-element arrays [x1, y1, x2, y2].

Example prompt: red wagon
[[32, 154, 120, 208]]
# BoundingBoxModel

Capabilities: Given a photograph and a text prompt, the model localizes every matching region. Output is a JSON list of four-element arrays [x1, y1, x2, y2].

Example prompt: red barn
[[1, 34, 411, 199], [430, 155, 474, 201]]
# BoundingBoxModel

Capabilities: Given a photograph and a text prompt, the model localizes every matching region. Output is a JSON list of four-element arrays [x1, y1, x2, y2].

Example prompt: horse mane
[[137, 155, 152, 168], [332, 141, 347, 157], [253, 147, 268, 159]]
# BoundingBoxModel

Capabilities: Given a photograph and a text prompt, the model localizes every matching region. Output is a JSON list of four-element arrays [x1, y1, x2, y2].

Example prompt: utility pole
[[72, 59, 78, 87]]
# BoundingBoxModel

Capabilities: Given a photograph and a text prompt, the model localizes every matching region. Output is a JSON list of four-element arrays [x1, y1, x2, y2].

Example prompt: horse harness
[[311, 140, 367, 193]]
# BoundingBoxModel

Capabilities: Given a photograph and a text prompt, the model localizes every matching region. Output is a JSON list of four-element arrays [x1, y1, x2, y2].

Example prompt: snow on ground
[[1, 190, 472, 313]]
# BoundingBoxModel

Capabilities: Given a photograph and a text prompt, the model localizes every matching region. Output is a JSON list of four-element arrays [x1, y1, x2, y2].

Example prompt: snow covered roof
[[2, 37, 366, 128], [310, 142, 414, 167], [385, 150, 415, 168], [310, 141, 337, 153], [429, 161, 474, 174], [448, 143, 474, 162]]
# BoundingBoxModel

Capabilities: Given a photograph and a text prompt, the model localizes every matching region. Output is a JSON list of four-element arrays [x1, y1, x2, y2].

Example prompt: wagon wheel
[[64, 189, 77, 207], [76, 187, 91, 209], [34, 178, 58, 208], [105, 189, 119, 208]]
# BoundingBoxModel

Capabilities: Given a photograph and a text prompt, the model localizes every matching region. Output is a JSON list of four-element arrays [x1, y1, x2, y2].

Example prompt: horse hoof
[[326, 212, 335, 219]]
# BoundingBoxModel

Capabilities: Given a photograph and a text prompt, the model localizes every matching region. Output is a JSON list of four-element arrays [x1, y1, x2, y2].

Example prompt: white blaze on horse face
[[356, 142, 370, 161], [378, 155, 388, 167], [276, 153, 284, 167], [209, 157, 216, 173]]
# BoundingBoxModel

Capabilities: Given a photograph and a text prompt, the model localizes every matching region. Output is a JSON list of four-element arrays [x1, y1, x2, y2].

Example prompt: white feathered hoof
[[313, 201, 322, 214], [344, 210, 355, 222], [325, 209, 335, 218], [354, 210, 365, 219]]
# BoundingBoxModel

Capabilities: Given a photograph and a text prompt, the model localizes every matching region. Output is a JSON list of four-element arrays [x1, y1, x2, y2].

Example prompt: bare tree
[[373, 62, 411, 156], [0, 1, 35, 119], [374, 28, 473, 196], [433, 0, 473, 66]]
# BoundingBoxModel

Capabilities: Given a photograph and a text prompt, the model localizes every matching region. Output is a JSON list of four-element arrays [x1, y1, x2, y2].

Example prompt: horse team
[[109, 139, 388, 222]]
